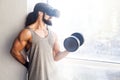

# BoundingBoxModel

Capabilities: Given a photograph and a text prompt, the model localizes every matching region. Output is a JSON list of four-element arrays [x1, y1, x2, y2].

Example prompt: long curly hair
[[25, 12, 38, 27]]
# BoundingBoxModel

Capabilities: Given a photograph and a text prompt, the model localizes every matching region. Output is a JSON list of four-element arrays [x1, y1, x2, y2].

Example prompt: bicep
[[11, 29, 31, 53], [12, 38, 27, 52]]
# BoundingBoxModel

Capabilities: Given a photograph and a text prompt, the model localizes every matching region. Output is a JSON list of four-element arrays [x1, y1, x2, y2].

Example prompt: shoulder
[[20, 28, 31, 35], [18, 28, 32, 41], [51, 31, 58, 42], [48, 28, 57, 37], [49, 30, 57, 38]]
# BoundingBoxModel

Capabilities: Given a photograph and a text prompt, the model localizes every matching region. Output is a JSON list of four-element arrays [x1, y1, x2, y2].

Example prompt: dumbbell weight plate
[[64, 36, 80, 52]]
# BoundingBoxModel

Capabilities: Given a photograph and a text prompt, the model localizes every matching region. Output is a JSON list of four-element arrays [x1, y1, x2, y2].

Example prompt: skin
[[10, 11, 69, 66]]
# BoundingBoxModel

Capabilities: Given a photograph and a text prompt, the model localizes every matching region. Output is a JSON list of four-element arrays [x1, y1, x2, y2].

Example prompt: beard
[[42, 13, 52, 26], [43, 18, 52, 26]]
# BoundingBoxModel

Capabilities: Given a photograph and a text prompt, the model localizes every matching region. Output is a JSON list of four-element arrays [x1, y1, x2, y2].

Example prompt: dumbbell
[[64, 32, 84, 52]]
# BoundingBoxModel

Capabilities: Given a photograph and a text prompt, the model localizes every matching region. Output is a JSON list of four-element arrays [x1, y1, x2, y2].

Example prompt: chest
[[34, 29, 49, 38]]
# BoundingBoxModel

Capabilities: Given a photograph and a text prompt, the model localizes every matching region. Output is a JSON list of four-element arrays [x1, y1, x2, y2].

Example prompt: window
[[49, 0, 120, 63]]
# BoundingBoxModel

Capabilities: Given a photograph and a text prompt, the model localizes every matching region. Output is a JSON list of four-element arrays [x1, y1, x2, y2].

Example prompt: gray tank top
[[26, 28, 59, 80]]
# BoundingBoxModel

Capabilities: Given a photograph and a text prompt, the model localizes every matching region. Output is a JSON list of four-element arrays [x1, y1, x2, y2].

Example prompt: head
[[33, 3, 60, 26]]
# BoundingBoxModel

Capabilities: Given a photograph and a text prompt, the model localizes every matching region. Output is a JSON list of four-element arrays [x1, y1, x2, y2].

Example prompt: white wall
[[0, 0, 27, 80]]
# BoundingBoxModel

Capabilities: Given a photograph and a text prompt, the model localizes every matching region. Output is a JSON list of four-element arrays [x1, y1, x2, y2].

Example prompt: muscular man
[[10, 3, 69, 80]]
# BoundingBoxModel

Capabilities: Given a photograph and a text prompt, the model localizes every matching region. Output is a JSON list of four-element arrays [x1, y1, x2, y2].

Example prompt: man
[[10, 2, 69, 80]]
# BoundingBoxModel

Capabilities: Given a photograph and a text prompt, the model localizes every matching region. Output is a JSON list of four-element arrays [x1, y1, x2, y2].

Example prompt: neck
[[34, 18, 47, 29]]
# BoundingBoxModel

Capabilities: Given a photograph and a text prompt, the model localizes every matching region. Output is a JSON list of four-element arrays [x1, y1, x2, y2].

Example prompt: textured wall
[[0, 0, 27, 80]]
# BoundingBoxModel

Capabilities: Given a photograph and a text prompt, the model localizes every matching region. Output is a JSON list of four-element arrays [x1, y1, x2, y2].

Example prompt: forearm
[[10, 50, 26, 65], [54, 50, 69, 61], [11, 51, 29, 68]]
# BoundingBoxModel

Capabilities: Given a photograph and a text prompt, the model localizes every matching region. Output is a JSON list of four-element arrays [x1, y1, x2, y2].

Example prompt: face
[[42, 13, 52, 26]]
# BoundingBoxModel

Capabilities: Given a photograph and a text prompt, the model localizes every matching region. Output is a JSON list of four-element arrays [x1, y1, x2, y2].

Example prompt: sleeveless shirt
[[26, 28, 60, 80]]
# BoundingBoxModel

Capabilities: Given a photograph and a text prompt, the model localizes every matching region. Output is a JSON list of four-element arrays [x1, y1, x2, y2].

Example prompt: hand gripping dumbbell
[[64, 32, 84, 52]]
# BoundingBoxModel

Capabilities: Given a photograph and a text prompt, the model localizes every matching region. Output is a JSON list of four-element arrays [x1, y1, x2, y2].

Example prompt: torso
[[25, 26, 49, 51]]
